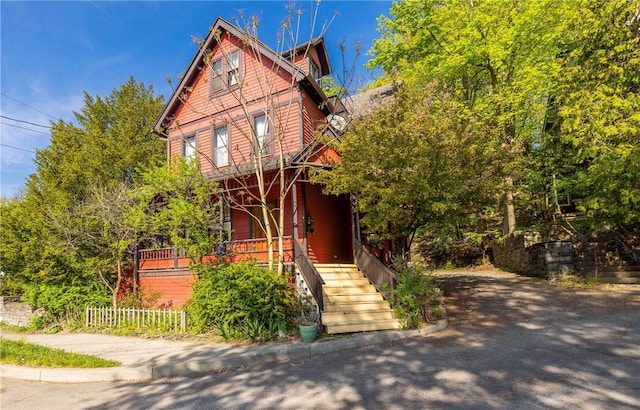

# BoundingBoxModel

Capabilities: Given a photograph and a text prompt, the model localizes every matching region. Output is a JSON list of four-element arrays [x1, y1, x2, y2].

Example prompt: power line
[[0, 122, 51, 136], [1, 93, 57, 120], [0, 143, 36, 154], [0, 115, 51, 129]]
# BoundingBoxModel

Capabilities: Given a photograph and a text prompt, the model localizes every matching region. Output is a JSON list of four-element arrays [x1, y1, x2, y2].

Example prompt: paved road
[[2, 270, 639, 409]]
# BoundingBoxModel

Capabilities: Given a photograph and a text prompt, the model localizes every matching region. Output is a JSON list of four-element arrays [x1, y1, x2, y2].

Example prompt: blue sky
[[0, 0, 392, 199]]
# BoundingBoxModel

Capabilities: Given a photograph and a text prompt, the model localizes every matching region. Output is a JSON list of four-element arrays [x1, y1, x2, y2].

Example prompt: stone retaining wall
[[0, 296, 35, 327], [493, 232, 574, 278]]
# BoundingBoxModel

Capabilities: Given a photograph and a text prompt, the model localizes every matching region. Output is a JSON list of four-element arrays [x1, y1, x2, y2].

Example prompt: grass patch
[[0, 322, 29, 333], [0, 338, 120, 368]]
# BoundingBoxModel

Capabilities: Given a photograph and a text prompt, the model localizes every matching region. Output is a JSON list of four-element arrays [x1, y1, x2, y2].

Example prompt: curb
[[1, 317, 447, 382]]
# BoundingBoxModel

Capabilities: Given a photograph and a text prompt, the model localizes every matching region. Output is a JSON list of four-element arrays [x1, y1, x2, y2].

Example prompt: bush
[[24, 282, 110, 328], [186, 261, 296, 340], [390, 264, 443, 329]]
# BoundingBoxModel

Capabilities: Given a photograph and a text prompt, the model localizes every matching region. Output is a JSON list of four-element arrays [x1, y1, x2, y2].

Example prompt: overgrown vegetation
[[0, 338, 120, 368], [23, 283, 110, 330], [388, 264, 443, 329], [186, 261, 297, 341]]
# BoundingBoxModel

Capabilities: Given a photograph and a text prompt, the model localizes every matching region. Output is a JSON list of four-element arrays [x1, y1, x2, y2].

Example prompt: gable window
[[214, 125, 229, 167], [210, 50, 240, 93], [254, 113, 270, 156], [310, 60, 320, 81], [227, 51, 239, 86], [211, 59, 223, 92], [183, 135, 196, 159]]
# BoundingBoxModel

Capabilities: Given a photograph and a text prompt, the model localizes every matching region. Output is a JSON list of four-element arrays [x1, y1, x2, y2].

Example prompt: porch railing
[[294, 239, 325, 312], [355, 240, 398, 292], [138, 237, 294, 270]]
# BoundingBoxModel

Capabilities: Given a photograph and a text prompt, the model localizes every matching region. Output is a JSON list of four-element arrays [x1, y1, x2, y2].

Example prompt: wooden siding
[[301, 88, 327, 145], [163, 30, 331, 173], [305, 183, 352, 263]]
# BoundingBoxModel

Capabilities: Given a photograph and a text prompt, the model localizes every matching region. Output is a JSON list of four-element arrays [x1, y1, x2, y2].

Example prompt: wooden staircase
[[315, 264, 400, 334]]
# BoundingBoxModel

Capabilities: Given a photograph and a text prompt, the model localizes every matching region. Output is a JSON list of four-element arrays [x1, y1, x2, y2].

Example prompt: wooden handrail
[[354, 239, 397, 291], [294, 239, 325, 312]]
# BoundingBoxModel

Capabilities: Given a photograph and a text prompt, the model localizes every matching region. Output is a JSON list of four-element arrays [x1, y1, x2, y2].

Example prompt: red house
[[137, 17, 398, 333]]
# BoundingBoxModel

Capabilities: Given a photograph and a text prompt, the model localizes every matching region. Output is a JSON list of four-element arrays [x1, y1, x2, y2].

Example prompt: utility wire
[[0, 143, 36, 154], [0, 115, 51, 129], [0, 122, 51, 136], [1, 93, 58, 120]]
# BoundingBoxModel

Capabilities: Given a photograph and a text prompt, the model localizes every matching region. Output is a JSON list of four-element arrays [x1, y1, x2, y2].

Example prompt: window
[[222, 202, 232, 240], [227, 51, 239, 86], [214, 126, 228, 167], [210, 50, 240, 93], [310, 60, 320, 81], [211, 58, 223, 91], [183, 135, 196, 159], [254, 113, 270, 156]]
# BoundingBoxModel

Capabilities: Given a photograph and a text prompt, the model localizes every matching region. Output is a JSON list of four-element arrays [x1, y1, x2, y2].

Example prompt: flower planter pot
[[298, 324, 318, 342]]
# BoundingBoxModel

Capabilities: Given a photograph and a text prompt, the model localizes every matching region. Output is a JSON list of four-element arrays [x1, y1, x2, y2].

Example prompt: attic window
[[310, 60, 320, 81], [210, 50, 240, 93]]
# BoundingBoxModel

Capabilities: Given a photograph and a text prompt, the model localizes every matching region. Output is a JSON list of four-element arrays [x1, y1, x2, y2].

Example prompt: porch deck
[[138, 237, 294, 271]]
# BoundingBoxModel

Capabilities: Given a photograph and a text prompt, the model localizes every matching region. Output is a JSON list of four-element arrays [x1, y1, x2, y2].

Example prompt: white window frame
[[183, 135, 196, 159], [214, 125, 229, 167], [210, 50, 240, 93], [253, 113, 270, 156]]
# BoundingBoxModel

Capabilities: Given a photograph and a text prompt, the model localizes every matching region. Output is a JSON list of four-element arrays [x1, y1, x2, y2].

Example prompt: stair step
[[322, 310, 396, 323], [325, 319, 401, 334], [324, 293, 386, 303], [580, 265, 640, 273], [315, 264, 358, 269], [323, 278, 371, 286], [319, 272, 367, 280], [324, 301, 391, 312], [323, 285, 378, 295]]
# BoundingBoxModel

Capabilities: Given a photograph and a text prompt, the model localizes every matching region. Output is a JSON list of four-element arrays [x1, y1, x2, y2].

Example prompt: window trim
[[310, 59, 320, 81], [183, 134, 197, 159], [213, 124, 229, 167], [209, 49, 242, 95], [252, 111, 272, 157]]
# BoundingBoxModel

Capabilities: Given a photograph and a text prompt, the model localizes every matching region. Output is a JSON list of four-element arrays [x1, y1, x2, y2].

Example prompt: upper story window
[[310, 60, 320, 81], [227, 51, 239, 86], [183, 135, 196, 159], [210, 50, 240, 93], [254, 113, 270, 156], [214, 125, 229, 167]]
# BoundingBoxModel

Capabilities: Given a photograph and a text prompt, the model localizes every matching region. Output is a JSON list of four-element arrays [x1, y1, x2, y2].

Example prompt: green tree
[[314, 83, 500, 257], [128, 156, 222, 266], [368, 0, 568, 233], [551, 0, 640, 227], [0, 77, 165, 294]]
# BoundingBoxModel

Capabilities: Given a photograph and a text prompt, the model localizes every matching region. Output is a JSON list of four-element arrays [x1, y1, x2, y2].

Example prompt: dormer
[[282, 38, 331, 83]]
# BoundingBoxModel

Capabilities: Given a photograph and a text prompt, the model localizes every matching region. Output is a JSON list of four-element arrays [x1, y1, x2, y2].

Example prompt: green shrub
[[186, 261, 296, 340], [24, 282, 110, 328], [390, 264, 443, 329]]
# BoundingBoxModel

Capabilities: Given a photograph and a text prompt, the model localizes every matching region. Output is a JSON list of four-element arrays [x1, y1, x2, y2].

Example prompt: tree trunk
[[503, 177, 516, 234]]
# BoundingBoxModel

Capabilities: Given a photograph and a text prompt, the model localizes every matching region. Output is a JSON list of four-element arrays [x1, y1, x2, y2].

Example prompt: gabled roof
[[154, 17, 334, 133], [282, 37, 332, 76]]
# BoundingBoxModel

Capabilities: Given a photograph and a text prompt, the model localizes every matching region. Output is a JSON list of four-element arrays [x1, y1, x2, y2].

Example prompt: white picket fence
[[85, 306, 187, 332]]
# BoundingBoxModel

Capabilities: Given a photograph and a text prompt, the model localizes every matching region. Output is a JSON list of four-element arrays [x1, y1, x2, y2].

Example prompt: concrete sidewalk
[[0, 319, 447, 382]]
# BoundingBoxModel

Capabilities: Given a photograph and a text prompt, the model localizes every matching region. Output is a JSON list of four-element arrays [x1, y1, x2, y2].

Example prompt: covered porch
[[137, 236, 295, 271]]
